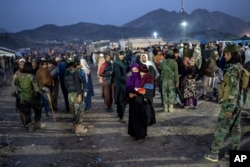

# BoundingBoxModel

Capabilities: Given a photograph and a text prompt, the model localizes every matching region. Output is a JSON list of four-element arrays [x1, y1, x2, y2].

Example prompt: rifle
[[229, 106, 241, 133], [74, 100, 86, 125], [74, 89, 87, 125]]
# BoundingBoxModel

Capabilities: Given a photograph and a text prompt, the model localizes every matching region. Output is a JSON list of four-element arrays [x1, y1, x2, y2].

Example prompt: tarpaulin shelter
[[0, 47, 16, 57]]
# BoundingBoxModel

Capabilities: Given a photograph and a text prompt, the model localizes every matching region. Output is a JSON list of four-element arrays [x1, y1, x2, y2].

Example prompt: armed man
[[204, 44, 242, 162], [64, 57, 88, 134]]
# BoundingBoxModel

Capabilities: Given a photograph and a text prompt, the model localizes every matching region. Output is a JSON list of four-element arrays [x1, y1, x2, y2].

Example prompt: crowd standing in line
[[4, 40, 250, 162]]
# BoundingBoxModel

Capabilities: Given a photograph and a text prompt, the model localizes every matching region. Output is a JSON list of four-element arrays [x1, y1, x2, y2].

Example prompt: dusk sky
[[1, 0, 250, 33]]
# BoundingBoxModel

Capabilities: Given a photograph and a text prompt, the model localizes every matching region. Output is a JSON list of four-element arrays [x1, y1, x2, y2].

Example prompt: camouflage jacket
[[158, 59, 179, 84], [219, 63, 241, 103]]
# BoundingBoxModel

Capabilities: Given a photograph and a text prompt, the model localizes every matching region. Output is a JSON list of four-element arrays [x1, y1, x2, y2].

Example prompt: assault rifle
[[229, 106, 241, 133], [74, 100, 86, 125], [74, 89, 87, 125]]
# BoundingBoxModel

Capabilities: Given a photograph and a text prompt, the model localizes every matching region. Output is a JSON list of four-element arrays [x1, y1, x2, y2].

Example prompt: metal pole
[[46, 92, 56, 122], [181, 0, 185, 39]]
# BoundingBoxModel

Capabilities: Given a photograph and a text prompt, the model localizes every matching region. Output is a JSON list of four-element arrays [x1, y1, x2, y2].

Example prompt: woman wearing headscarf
[[139, 53, 159, 98], [79, 58, 94, 111], [126, 63, 155, 142]]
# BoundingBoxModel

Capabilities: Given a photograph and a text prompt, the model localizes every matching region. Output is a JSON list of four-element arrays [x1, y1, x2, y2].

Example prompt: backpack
[[241, 68, 250, 89]]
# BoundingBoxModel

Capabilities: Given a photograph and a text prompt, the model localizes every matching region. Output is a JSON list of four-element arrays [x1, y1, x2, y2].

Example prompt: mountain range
[[1, 8, 250, 50]]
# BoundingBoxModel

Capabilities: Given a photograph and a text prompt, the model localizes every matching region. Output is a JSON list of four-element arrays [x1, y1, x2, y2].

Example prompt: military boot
[[164, 104, 169, 112], [74, 124, 88, 135], [204, 153, 218, 162], [169, 104, 175, 113]]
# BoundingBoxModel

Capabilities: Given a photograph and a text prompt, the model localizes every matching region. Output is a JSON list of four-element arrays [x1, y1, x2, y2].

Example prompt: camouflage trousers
[[68, 92, 84, 124], [210, 101, 241, 154], [162, 81, 176, 105]]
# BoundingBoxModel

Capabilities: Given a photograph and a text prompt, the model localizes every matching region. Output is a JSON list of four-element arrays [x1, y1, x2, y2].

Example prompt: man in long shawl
[[113, 51, 128, 123]]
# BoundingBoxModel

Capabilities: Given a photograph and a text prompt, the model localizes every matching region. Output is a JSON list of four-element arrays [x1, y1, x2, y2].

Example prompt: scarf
[[140, 54, 160, 79], [80, 59, 90, 82], [126, 63, 141, 92]]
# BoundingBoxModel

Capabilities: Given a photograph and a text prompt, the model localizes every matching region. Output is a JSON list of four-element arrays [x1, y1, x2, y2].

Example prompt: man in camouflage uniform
[[204, 44, 242, 162], [14, 62, 45, 132], [64, 57, 88, 134], [158, 50, 179, 112]]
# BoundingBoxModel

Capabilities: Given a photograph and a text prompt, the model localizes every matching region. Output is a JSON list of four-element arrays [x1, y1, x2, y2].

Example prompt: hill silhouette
[[0, 8, 249, 49]]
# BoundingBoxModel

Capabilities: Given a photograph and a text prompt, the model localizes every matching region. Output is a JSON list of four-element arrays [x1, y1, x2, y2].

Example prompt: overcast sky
[[1, 0, 250, 32]]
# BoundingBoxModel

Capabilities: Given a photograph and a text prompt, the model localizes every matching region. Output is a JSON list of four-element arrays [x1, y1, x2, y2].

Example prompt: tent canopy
[[0, 47, 16, 57]]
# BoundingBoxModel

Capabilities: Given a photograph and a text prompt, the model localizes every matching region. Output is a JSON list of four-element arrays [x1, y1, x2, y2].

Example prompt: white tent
[[126, 37, 166, 49], [0, 47, 16, 57]]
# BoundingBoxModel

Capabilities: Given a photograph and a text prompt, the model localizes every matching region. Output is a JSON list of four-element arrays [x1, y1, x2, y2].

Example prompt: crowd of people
[[3, 40, 250, 162]]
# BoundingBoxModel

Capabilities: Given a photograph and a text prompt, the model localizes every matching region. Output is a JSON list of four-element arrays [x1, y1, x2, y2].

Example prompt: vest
[[64, 68, 78, 93]]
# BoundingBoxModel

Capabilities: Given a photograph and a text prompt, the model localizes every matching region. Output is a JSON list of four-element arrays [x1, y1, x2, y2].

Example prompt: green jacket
[[15, 73, 40, 102]]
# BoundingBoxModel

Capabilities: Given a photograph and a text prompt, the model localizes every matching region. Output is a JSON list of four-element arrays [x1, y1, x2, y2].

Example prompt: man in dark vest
[[64, 57, 88, 134]]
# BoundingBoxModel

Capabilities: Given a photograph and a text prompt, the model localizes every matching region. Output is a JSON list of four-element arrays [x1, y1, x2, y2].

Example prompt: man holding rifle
[[64, 57, 88, 135], [204, 44, 242, 162]]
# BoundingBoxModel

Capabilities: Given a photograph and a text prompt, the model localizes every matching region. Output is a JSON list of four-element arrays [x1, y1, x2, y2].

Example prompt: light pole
[[180, 0, 186, 40], [181, 21, 187, 39], [153, 32, 158, 39]]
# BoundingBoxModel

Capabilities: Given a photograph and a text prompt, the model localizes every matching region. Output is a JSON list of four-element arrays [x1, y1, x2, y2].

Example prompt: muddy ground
[[0, 67, 250, 167]]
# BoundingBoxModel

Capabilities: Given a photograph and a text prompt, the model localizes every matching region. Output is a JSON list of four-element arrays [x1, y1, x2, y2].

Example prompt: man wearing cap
[[11, 58, 27, 125], [11, 58, 26, 96], [204, 44, 242, 162], [64, 57, 88, 134]]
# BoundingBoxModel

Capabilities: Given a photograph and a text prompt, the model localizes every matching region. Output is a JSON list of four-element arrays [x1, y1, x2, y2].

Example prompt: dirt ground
[[1, 67, 250, 167]]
